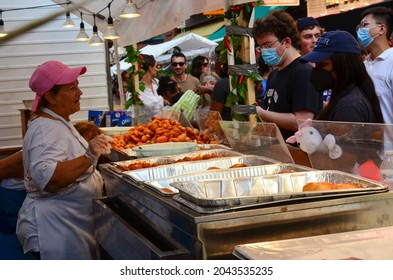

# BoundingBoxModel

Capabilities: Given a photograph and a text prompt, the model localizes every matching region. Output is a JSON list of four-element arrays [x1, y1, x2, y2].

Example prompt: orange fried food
[[229, 163, 248, 168], [111, 117, 217, 151]]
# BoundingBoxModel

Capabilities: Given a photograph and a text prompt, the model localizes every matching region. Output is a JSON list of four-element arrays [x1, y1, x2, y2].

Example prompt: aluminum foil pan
[[107, 149, 243, 174], [144, 163, 313, 195], [120, 144, 232, 157], [170, 170, 388, 208], [123, 155, 279, 184], [197, 144, 232, 150]]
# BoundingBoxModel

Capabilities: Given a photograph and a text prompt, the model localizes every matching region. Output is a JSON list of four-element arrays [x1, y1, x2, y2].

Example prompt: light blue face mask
[[261, 41, 287, 66], [357, 27, 379, 47]]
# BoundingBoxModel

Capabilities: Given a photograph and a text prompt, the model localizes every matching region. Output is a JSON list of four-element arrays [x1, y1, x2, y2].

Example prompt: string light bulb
[[88, 14, 104, 46], [120, 0, 141, 18], [0, 11, 7, 38], [62, 4, 75, 28], [75, 12, 89, 41], [103, 3, 120, 40]]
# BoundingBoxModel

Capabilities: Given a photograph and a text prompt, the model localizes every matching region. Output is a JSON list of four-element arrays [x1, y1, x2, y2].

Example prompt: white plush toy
[[286, 120, 342, 159]]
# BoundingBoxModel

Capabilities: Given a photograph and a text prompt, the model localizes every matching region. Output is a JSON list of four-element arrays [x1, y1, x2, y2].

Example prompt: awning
[[174, 21, 225, 39], [208, 6, 287, 43]]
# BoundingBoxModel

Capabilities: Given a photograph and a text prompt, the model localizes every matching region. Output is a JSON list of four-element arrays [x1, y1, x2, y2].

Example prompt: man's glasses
[[171, 62, 185, 67], [202, 62, 209, 67], [356, 21, 381, 30], [256, 39, 279, 52]]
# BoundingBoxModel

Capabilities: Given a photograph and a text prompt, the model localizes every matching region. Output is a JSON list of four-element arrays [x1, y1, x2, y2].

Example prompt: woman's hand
[[85, 134, 113, 165]]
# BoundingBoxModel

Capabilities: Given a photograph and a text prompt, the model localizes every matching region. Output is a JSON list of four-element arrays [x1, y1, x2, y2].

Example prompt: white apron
[[17, 109, 104, 260]]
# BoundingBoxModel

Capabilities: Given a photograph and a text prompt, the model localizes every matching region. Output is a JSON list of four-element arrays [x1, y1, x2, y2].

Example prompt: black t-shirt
[[322, 86, 376, 122], [211, 76, 232, 121], [262, 58, 323, 139]]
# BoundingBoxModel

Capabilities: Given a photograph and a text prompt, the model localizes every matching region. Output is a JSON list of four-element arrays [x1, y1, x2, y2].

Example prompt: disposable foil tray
[[170, 170, 388, 208], [144, 163, 313, 196], [120, 143, 232, 157], [122, 155, 279, 185], [107, 149, 243, 174]]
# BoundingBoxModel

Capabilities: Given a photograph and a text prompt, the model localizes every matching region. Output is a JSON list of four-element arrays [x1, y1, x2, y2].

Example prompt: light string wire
[[0, 0, 154, 44]]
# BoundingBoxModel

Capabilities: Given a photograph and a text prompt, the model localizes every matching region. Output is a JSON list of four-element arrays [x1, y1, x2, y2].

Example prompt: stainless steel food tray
[[107, 149, 243, 174], [144, 163, 313, 196], [122, 155, 280, 185], [170, 170, 388, 208]]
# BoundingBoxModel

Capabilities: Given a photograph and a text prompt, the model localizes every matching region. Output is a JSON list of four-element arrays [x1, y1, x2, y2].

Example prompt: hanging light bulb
[[62, 4, 75, 28], [103, 3, 120, 40], [0, 11, 7, 38], [120, 0, 141, 18], [89, 14, 104, 46], [75, 12, 89, 41]]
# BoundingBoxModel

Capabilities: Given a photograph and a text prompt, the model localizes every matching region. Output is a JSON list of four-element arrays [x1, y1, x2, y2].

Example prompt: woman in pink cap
[[16, 61, 112, 260]]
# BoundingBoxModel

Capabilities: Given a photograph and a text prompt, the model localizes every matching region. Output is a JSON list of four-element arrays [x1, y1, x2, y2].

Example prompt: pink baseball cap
[[29, 60, 87, 112]]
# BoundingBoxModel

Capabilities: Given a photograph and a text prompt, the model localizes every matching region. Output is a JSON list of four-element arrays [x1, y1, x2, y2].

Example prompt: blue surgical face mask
[[261, 41, 287, 66], [357, 27, 379, 47]]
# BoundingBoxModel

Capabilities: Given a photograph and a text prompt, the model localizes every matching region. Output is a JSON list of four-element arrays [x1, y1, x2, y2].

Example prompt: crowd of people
[[2, 6, 393, 260]]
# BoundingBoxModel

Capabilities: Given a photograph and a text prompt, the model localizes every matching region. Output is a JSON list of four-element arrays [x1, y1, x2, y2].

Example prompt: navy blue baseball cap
[[297, 17, 320, 31], [300, 30, 361, 63]]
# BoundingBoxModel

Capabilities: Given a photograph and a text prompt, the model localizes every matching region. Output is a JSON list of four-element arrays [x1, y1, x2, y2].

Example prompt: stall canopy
[[111, 33, 218, 74], [51, 0, 256, 47], [208, 5, 287, 43]]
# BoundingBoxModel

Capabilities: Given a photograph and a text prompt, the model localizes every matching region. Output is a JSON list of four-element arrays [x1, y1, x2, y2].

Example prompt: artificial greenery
[[218, 1, 263, 121], [124, 45, 145, 109]]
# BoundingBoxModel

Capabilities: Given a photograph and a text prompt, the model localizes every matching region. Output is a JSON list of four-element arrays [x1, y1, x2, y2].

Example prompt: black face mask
[[310, 68, 335, 92]]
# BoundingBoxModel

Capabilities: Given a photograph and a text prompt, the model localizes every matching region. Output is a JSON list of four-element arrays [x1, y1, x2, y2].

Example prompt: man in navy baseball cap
[[296, 17, 320, 31], [300, 30, 361, 63]]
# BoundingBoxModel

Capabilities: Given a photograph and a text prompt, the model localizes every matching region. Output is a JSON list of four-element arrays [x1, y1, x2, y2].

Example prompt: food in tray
[[207, 163, 248, 170], [178, 153, 226, 162], [302, 182, 361, 191], [230, 163, 248, 168], [111, 117, 219, 151], [207, 167, 221, 170], [277, 169, 297, 174], [122, 161, 161, 170], [160, 188, 175, 194], [119, 152, 235, 171]]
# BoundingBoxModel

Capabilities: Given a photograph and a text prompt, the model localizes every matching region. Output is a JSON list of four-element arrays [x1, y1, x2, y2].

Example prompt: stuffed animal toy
[[286, 120, 343, 159]]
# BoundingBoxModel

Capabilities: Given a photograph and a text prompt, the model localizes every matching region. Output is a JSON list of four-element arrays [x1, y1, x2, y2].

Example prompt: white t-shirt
[[364, 47, 393, 124]]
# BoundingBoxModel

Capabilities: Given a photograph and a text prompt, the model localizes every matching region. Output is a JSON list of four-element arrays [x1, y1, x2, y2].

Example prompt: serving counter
[[95, 166, 393, 260]]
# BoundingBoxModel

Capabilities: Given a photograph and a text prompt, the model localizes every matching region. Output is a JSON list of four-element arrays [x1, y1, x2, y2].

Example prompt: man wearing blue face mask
[[357, 7, 393, 124], [252, 10, 323, 140]]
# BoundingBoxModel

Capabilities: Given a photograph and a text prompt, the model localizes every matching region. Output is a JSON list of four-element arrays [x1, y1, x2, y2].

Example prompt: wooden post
[[238, 11, 256, 122]]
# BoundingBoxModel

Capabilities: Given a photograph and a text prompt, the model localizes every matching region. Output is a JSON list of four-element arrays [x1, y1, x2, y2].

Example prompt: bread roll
[[277, 169, 297, 174], [303, 182, 361, 192], [230, 163, 248, 168]]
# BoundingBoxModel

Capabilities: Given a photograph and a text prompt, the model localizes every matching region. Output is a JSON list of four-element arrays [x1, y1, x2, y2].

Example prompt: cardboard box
[[88, 110, 132, 127], [88, 110, 104, 127]]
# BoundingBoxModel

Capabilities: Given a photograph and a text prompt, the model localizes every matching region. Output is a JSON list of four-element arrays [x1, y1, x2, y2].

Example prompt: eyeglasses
[[256, 39, 279, 52], [202, 62, 209, 67], [356, 21, 381, 30], [171, 62, 185, 67]]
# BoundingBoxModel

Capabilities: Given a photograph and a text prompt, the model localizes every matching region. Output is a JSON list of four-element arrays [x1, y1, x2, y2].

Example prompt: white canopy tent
[[111, 33, 218, 74], [48, 0, 255, 108], [51, 0, 255, 47]]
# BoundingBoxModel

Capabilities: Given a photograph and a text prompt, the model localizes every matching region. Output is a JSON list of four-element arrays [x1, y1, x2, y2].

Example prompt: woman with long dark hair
[[301, 30, 384, 123], [191, 55, 209, 80]]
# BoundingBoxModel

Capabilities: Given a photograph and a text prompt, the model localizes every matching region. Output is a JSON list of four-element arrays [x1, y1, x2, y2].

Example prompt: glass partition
[[296, 120, 393, 181], [195, 109, 229, 145], [219, 121, 294, 163]]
